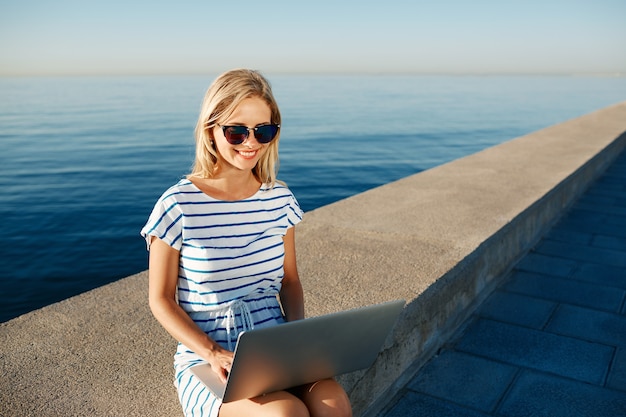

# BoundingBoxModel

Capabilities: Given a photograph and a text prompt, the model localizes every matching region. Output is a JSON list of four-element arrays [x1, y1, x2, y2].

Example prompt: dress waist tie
[[187, 289, 279, 351], [224, 298, 255, 351]]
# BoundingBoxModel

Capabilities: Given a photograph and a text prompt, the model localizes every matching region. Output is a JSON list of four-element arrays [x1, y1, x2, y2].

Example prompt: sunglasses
[[217, 124, 280, 145]]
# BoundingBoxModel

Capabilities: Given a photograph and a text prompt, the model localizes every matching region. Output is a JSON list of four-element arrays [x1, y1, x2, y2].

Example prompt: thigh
[[291, 379, 353, 417], [219, 390, 309, 417]]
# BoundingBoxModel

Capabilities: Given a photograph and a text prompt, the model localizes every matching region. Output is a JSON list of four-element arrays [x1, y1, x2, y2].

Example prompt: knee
[[304, 379, 353, 417], [323, 390, 352, 417], [336, 393, 353, 417]]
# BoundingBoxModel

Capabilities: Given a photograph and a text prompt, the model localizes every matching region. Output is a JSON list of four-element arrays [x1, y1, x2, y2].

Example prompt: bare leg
[[219, 390, 310, 417], [291, 379, 353, 417]]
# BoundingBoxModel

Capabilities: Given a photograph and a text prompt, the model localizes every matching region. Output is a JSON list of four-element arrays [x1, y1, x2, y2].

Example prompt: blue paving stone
[[558, 207, 607, 226], [498, 370, 626, 417], [382, 391, 491, 417], [557, 213, 626, 238], [604, 214, 626, 230], [593, 234, 626, 252], [502, 270, 623, 312], [591, 174, 625, 187], [477, 290, 556, 329], [608, 348, 626, 392], [571, 263, 626, 290], [535, 239, 626, 268], [576, 193, 618, 207], [579, 197, 624, 210], [577, 202, 626, 217], [456, 319, 614, 385], [406, 350, 517, 412], [591, 176, 624, 188], [588, 178, 620, 194], [514, 253, 577, 278], [543, 228, 592, 245], [546, 304, 626, 347]]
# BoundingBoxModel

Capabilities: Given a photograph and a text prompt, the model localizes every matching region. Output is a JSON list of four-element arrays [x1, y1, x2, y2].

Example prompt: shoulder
[[156, 178, 203, 204], [259, 182, 296, 198], [259, 182, 304, 222], [257, 182, 301, 207]]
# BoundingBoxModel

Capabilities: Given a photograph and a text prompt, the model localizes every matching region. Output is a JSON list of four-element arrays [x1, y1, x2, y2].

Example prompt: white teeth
[[239, 150, 256, 157]]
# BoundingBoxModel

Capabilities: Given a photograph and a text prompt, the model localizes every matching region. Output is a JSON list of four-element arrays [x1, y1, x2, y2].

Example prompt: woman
[[141, 69, 352, 417]]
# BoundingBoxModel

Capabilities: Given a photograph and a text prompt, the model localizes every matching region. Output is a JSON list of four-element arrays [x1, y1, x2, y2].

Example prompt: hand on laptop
[[208, 345, 234, 383]]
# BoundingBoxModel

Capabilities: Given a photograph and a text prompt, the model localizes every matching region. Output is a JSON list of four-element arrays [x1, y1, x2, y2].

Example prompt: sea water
[[1, 74, 625, 322]]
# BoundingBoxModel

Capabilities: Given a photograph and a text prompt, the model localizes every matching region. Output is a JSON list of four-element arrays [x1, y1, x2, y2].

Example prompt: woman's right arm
[[148, 236, 233, 382]]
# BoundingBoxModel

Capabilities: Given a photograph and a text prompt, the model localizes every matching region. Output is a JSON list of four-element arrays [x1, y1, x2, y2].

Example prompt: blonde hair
[[189, 69, 281, 186]]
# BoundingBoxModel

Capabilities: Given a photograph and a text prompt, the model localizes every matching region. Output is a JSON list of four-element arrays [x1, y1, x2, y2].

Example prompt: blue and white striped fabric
[[141, 178, 303, 417]]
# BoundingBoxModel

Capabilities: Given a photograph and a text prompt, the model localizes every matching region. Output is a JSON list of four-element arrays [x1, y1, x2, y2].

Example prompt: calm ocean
[[1, 74, 625, 322]]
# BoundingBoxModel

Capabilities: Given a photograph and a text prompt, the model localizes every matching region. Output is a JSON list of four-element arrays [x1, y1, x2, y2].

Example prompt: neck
[[213, 166, 258, 188], [219, 176, 259, 195], [190, 169, 261, 201]]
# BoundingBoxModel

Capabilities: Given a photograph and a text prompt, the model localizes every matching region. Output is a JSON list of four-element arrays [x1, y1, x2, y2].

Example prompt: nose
[[242, 127, 260, 146]]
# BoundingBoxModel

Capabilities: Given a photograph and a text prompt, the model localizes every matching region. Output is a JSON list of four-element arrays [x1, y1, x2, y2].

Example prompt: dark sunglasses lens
[[255, 125, 279, 143], [224, 126, 248, 144]]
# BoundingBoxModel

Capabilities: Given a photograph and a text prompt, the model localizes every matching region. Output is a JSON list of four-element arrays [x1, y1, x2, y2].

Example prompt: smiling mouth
[[237, 149, 258, 158]]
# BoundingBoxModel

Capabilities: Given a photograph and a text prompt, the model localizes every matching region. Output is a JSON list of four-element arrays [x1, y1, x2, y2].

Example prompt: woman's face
[[212, 96, 273, 174]]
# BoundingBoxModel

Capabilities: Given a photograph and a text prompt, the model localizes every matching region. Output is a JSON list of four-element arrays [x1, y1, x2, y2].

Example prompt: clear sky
[[1, 0, 624, 76]]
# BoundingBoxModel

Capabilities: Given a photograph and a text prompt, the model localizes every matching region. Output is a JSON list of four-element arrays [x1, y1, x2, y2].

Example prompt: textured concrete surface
[[381, 150, 626, 417], [1, 102, 625, 417], [0, 271, 180, 417]]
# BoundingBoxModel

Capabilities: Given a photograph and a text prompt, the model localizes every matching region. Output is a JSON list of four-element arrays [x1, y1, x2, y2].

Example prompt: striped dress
[[141, 178, 303, 417]]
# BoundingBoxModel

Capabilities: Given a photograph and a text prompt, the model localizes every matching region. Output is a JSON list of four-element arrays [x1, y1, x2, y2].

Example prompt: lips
[[237, 149, 259, 159]]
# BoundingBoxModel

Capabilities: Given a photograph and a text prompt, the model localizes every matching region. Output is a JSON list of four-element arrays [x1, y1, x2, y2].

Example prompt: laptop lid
[[190, 299, 405, 403]]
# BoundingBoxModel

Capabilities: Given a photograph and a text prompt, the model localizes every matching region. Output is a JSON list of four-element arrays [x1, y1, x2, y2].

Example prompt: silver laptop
[[189, 299, 405, 403]]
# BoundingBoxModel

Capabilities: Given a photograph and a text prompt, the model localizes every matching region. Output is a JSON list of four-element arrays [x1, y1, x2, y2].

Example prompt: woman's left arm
[[280, 226, 305, 321]]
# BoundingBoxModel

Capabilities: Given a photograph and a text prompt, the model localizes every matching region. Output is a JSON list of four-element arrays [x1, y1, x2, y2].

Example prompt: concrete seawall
[[2, 102, 625, 417]]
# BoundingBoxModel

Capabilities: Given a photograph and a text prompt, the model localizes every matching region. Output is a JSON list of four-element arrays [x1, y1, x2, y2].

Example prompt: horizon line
[[1, 70, 625, 78]]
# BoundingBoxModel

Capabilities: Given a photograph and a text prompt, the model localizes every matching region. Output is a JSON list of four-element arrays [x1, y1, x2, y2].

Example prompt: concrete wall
[[2, 102, 625, 417]]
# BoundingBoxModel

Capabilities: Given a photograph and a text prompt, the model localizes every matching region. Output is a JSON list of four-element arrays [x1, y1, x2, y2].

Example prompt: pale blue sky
[[1, 0, 624, 76]]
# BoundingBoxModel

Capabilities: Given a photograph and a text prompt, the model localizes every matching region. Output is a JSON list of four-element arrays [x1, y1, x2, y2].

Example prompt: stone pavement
[[381, 149, 626, 416]]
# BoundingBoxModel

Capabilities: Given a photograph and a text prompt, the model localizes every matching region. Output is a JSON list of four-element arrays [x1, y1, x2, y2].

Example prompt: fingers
[[220, 357, 232, 383], [210, 352, 233, 383], [209, 362, 230, 383], [218, 367, 229, 383]]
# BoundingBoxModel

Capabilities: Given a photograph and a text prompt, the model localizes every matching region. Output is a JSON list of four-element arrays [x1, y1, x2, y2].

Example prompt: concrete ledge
[[299, 102, 626, 416], [1, 102, 625, 417]]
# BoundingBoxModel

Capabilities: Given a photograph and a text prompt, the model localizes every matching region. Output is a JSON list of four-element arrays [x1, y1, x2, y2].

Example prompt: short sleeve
[[285, 191, 304, 228], [140, 195, 184, 251]]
